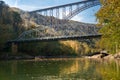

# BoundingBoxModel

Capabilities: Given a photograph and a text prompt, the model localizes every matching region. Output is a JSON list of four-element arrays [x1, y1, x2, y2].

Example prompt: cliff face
[[11, 7, 99, 37]]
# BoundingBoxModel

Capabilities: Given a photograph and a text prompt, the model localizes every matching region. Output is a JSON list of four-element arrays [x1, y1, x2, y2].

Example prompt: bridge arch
[[64, 0, 100, 20], [30, 0, 101, 20]]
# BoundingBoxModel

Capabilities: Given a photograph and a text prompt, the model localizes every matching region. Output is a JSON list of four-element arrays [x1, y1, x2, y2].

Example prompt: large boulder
[[90, 53, 102, 58], [103, 54, 114, 60], [89, 53, 109, 59], [114, 52, 120, 59]]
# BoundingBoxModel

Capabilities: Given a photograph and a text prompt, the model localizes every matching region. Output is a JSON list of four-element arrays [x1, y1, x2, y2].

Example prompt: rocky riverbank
[[85, 52, 120, 60], [1, 51, 120, 61]]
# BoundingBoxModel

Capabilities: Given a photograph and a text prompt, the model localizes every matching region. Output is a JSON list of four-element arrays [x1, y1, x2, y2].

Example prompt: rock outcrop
[[86, 52, 120, 60], [114, 52, 120, 59]]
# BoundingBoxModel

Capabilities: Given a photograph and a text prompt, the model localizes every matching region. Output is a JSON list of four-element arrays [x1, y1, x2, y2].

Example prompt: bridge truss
[[30, 0, 100, 20]]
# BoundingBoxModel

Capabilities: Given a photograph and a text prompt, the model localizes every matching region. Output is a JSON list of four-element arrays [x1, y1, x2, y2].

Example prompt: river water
[[0, 58, 120, 80]]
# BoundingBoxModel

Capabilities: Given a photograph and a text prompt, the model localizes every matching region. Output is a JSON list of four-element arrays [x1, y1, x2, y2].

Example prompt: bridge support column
[[11, 43, 18, 54]]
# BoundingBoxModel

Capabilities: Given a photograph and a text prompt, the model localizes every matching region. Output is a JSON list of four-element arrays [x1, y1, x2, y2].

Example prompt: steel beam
[[30, 0, 99, 13]]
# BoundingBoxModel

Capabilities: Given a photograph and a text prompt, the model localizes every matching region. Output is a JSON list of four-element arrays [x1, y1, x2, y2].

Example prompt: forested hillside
[[0, 1, 24, 51]]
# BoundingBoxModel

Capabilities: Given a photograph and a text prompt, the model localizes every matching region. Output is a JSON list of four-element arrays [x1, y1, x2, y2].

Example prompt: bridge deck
[[7, 34, 102, 43]]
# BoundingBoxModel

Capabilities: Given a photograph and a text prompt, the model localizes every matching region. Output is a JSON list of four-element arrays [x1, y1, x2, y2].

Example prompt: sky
[[2, 0, 101, 23]]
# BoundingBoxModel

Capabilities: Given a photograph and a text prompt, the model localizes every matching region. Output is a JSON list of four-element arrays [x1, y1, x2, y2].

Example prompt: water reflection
[[96, 60, 120, 80], [59, 59, 79, 75], [0, 59, 120, 80]]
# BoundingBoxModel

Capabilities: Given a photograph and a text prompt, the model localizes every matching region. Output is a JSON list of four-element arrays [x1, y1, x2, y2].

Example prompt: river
[[0, 58, 120, 80]]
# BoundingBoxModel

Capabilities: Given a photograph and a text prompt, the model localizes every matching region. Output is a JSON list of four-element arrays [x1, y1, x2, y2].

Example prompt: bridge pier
[[11, 43, 18, 54]]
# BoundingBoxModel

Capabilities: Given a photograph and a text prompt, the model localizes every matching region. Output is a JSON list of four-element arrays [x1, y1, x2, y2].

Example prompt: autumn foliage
[[96, 0, 120, 54]]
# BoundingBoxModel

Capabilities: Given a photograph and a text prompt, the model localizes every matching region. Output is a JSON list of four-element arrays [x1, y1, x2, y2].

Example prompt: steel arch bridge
[[8, 0, 101, 43], [30, 0, 100, 20]]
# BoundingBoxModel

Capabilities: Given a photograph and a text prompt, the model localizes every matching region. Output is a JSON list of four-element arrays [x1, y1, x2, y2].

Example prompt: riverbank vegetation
[[18, 40, 97, 57], [96, 0, 120, 54], [0, 1, 24, 51]]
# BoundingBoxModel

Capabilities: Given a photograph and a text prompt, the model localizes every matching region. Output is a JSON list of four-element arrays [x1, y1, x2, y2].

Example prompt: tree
[[0, 1, 23, 52], [96, 0, 120, 54]]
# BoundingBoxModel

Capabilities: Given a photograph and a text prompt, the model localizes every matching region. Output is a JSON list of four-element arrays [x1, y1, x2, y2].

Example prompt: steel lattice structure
[[30, 0, 100, 20]]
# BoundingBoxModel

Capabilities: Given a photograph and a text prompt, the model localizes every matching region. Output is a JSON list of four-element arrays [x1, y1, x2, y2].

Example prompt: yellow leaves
[[96, 0, 120, 54], [97, 0, 120, 26], [114, 7, 120, 18], [60, 40, 80, 54], [59, 40, 90, 55]]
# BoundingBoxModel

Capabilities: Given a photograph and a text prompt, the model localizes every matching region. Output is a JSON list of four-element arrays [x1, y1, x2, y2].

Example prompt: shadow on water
[[0, 59, 120, 80]]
